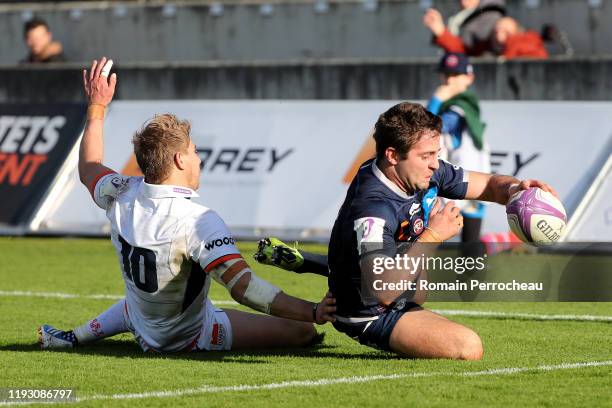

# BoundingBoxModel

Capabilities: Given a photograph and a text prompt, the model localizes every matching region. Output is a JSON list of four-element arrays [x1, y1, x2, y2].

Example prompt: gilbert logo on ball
[[506, 187, 567, 245]]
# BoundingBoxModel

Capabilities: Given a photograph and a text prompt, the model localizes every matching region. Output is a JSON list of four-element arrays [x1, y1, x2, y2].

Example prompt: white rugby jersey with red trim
[[91, 172, 240, 352]]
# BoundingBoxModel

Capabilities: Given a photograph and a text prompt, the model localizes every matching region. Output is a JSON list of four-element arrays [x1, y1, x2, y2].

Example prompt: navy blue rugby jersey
[[328, 158, 468, 316]]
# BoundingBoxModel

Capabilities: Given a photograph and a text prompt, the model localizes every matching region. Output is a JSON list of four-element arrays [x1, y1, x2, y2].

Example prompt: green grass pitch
[[0, 237, 610, 407]]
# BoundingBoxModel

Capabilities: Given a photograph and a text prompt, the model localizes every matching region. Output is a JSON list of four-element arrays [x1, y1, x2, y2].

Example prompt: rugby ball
[[506, 187, 567, 246]]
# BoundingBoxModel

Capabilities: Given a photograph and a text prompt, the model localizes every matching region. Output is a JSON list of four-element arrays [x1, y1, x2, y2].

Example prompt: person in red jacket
[[422, 0, 506, 57], [494, 17, 548, 59]]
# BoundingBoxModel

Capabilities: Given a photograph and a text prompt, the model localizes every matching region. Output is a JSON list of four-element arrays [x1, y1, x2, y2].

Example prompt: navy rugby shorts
[[332, 300, 423, 351]]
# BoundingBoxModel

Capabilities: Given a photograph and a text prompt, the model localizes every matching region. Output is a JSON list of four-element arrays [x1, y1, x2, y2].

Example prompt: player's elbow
[[77, 162, 99, 188], [78, 168, 88, 187]]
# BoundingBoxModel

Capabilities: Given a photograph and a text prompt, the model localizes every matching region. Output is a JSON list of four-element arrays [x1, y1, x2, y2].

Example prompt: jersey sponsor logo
[[354, 217, 385, 241], [172, 187, 192, 195], [412, 218, 424, 235], [354, 217, 385, 255], [210, 322, 227, 346], [204, 236, 236, 251]]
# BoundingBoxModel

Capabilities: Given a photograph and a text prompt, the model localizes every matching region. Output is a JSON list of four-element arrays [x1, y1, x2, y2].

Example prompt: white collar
[[371, 160, 411, 199], [140, 181, 200, 199]]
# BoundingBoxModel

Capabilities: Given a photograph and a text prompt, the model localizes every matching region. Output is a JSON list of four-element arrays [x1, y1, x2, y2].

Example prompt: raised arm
[[79, 57, 118, 194]]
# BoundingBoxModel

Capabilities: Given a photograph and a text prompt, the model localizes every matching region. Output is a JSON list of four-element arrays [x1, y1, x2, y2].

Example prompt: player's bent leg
[[39, 299, 130, 349], [72, 299, 129, 344], [388, 308, 483, 360], [224, 309, 316, 349]]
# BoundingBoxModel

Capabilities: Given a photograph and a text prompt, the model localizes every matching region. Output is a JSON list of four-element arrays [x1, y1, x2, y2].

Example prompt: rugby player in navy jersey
[[255, 102, 557, 359]]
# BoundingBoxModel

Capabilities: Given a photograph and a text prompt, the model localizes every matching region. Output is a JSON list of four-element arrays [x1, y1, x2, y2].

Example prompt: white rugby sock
[[73, 299, 129, 344]]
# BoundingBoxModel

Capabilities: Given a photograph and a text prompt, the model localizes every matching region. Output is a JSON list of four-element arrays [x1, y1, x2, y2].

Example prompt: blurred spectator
[[423, 0, 506, 57], [541, 24, 574, 56], [21, 18, 65, 63], [494, 17, 548, 59], [426, 53, 490, 256]]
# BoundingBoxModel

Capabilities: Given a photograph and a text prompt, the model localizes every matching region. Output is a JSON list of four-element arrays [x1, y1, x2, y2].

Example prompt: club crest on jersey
[[110, 176, 128, 190], [99, 174, 129, 197], [413, 218, 424, 235]]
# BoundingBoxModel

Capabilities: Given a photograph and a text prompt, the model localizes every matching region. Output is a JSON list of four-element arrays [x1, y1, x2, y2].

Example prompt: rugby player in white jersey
[[38, 57, 336, 352]]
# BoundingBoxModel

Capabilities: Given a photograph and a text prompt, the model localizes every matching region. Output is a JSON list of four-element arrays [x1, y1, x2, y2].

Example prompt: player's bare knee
[[301, 322, 317, 345], [289, 321, 316, 346], [457, 330, 483, 360]]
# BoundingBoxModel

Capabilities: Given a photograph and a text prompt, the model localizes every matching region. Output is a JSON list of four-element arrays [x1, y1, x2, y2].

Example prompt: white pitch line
[[1, 290, 611, 322], [0, 360, 610, 406], [0, 290, 123, 300], [431, 309, 612, 322]]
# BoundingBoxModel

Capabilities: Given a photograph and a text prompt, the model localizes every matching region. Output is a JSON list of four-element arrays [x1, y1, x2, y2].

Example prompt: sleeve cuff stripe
[[88, 170, 117, 198], [204, 253, 242, 273]]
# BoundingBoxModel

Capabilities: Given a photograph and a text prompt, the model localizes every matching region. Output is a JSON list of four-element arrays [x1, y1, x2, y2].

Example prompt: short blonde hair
[[132, 114, 191, 184]]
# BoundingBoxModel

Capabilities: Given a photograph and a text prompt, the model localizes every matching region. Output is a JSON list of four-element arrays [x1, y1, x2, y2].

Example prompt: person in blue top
[[427, 52, 490, 258], [255, 102, 557, 360]]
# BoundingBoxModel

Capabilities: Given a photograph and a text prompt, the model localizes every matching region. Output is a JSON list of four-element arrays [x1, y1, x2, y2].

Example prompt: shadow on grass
[[0, 340, 401, 362]]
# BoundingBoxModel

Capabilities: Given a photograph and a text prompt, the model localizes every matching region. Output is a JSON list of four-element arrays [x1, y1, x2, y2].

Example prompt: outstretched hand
[[83, 56, 117, 107], [509, 179, 559, 200]]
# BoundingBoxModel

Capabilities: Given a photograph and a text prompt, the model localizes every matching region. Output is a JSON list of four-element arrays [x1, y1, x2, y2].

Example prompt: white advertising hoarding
[[38, 100, 612, 241]]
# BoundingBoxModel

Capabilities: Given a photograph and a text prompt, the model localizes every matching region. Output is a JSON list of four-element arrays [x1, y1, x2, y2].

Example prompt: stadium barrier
[[2, 100, 609, 241], [2, 57, 612, 103]]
